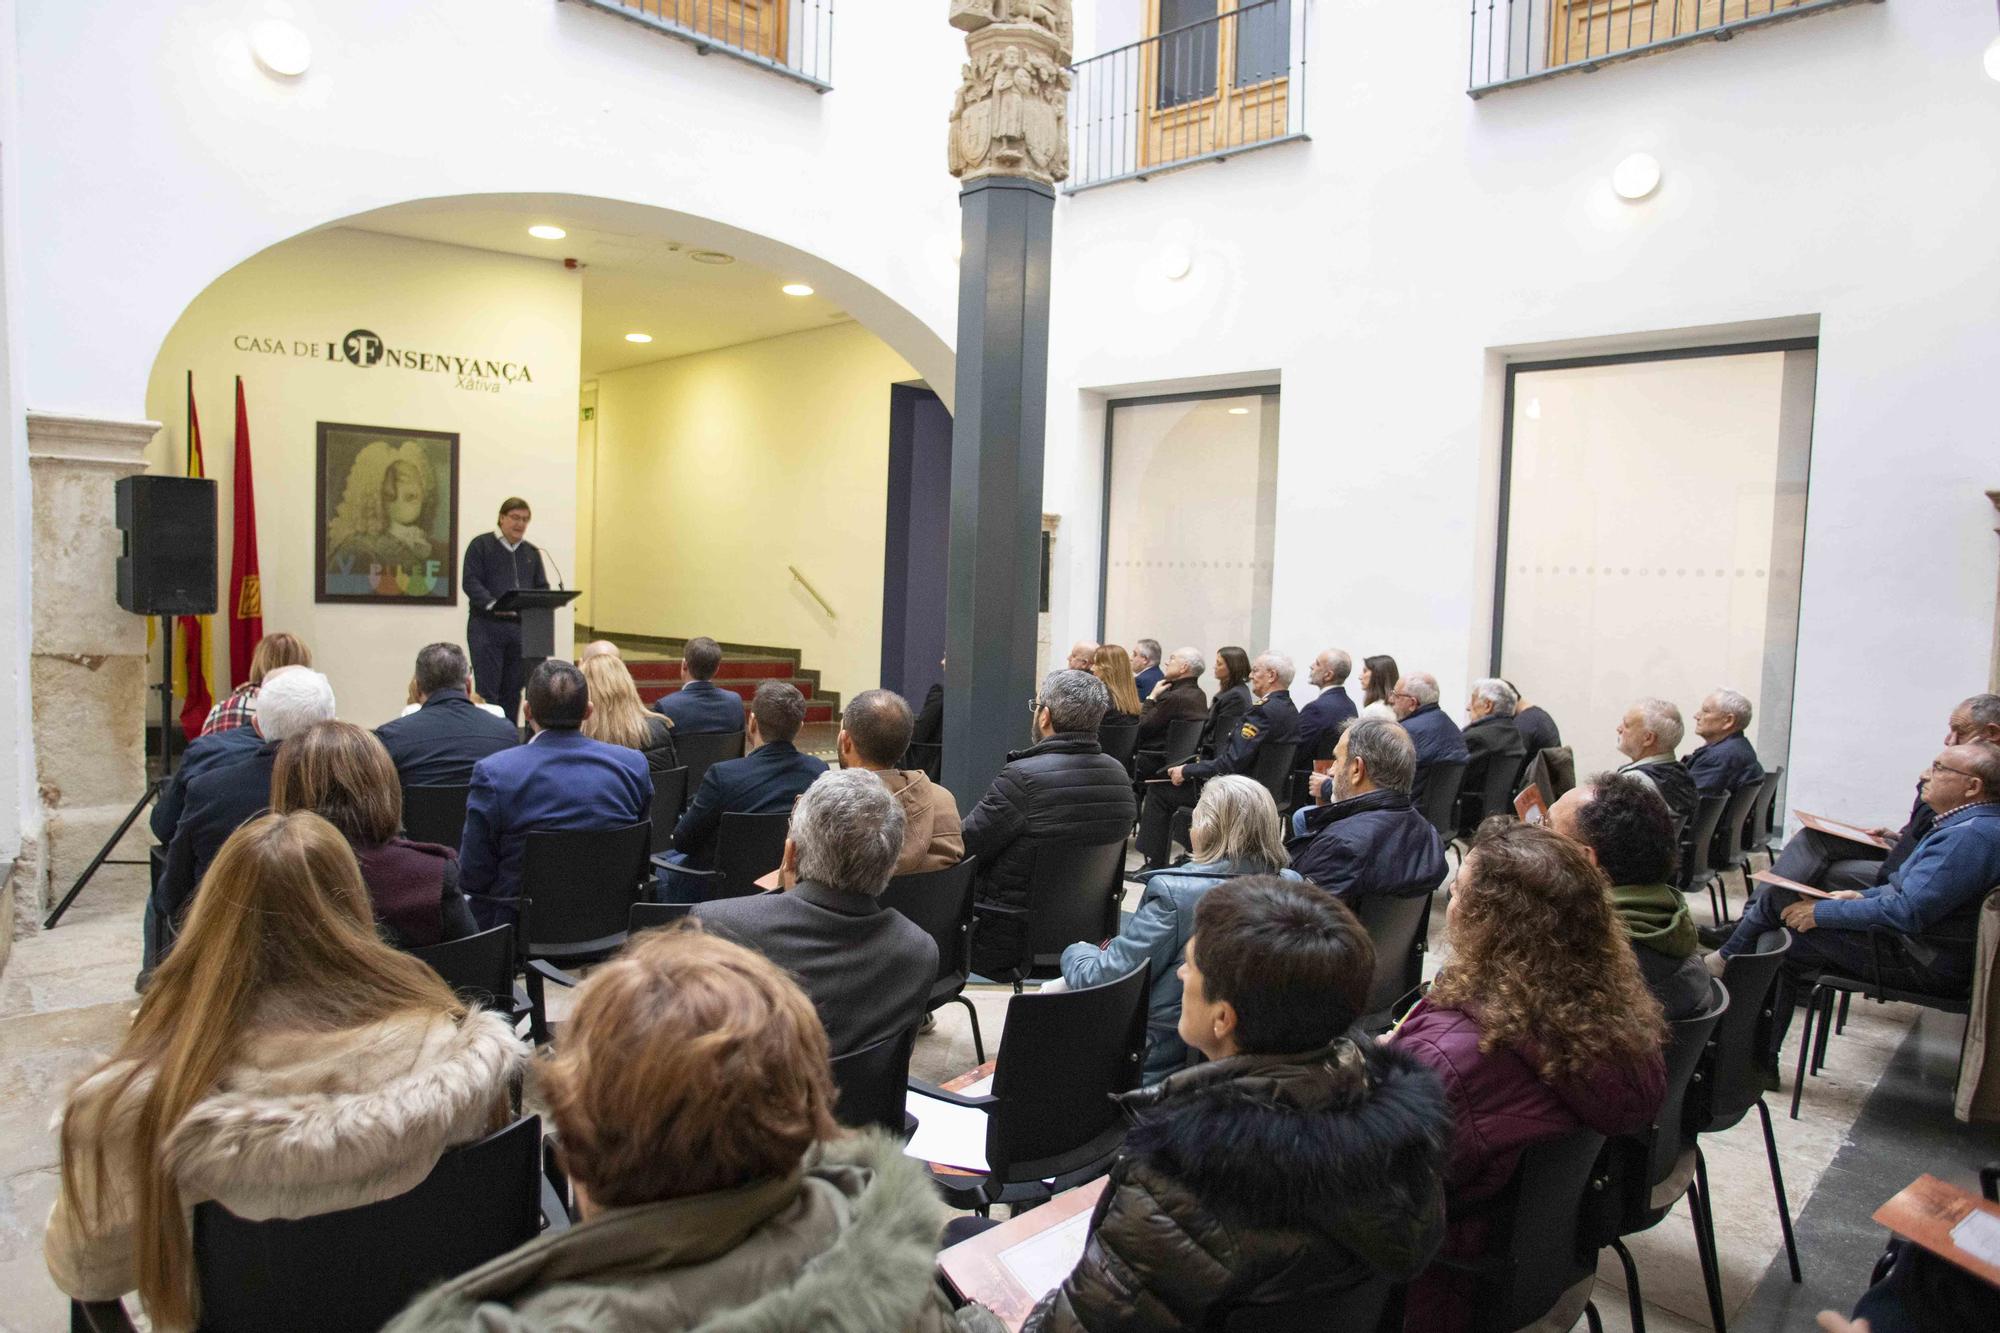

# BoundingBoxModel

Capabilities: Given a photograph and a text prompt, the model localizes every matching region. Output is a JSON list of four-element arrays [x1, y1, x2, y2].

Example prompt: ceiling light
[[1612, 152, 1662, 202], [1227, 407, 1250, 415], [782, 283, 814, 297], [249, 20, 312, 78], [690, 250, 735, 265], [528, 225, 567, 240], [1985, 33, 2000, 82], [624, 333, 653, 344]]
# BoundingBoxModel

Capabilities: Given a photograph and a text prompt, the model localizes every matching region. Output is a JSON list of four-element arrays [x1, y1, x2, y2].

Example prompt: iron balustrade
[[564, 0, 833, 91], [1467, 0, 1878, 96], [1067, 0, 1309, 193]]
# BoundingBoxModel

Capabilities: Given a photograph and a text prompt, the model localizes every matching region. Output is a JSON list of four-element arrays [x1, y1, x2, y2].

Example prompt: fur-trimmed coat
[[1022, 1038, 1451, 1332], [383, 1131, 1005, 1333], [45, 1007, 525, 1308]]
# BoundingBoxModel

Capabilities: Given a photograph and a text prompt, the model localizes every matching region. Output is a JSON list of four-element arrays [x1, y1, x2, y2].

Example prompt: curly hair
[[1571, 771, 1678, 886], [1429, 820, 1664, 1085]]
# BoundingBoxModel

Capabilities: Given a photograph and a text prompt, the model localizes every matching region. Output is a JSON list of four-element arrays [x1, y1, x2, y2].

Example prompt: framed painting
[[315, 422, 459, 604]]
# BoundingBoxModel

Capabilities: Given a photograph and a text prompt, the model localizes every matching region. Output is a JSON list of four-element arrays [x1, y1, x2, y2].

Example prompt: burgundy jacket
[[355, 838, 477, 950], [1390, 997, 1665, 1333]]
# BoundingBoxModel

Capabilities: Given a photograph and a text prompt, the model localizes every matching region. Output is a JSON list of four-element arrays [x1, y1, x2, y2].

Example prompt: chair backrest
[[1539, 746, 1576, 800], [830, 1025, 918, 1135], [1617, 980, 1729, 1225], [1097, 716, 1141, 774], [1746, 767, 1784, 852], [705, 810, 793, 900], [1475, 750, 1519, 822], [648, 767, 689, 853], [519, 822, 651, 951], [1021, 837, 1130, 969], [407, 925, 515, 1011], [1691, 928, 1790, 1133], [1161, 716, 1205, 763], [1349, 892, 1433, 1024], [628, 901, 692, 934], [986, 962, 1150, 1183], [1681, 793, 1729, 889], [192, 1115, 545, 1333], [672, 730, 746, 803], [881, 856, 978, 991], [900, 741, 943, 782], [1713, 782, 1762, 868], [1417, 761, 1468, 839], [1470, 1126, 1608, 1333], [401, 784, 470, 848], [1248, 740, 1299, 805], [1220, 1278, 1392, 1333]]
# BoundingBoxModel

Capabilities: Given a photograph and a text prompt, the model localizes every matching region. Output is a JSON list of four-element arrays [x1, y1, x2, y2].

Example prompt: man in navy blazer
[[1131, 639, 1165, 700], [376, 643, 520, 787], [1687, 688, 1765, 797], [1391, 671, 1471, 805], [459, 659, 652, 928], [668, 680, 827, 875], [150, 722, 262, 846], [1295, 647, 1359, 765], [649, 636, 747, 734]]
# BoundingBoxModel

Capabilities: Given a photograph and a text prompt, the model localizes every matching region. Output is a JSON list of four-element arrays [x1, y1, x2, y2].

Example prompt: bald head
[[1925, 741, 2000, 816], [1310, 649, 1352, 689], [1067, 639, 1100, 672]]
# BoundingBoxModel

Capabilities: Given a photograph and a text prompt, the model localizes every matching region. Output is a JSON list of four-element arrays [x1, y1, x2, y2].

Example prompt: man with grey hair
[[1389, 670, 1470, 805], [1131, 638, 1165, 698], [1615, 697, 1698, 830], [1287, 718, 1446, 903], [1295, 647, 1358, 768], [1458, 678, 1528, 835], [1134, 645, 1209, 771], [1688, 687, 1764, 797], [695, 770, 936, 1057], [962, 669, 1136, 977], [375, 641, 521, 787], [1137, 651, 1299, 870]]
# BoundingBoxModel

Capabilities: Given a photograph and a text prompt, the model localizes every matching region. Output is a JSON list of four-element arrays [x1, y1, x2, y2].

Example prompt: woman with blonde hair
[[47, 812, 524, 1330], [271, 720, 478, 949], [579, 653, 679, 774], [1058, 775, 1302, 1082], [385, 926, 994, 1332], [198, 631, 311, 736], [1090, 643, 1143, 720], [1391, 819, 1668, 1332]]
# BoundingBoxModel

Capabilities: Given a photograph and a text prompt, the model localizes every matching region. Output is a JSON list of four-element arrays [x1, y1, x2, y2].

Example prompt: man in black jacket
[[1456, 678, 1528, 835], [1687, 687, 1764, 797], [1137, 653, 1298, 870], [460, 496, 549, 727], [962, 670, 1136, 977], [1289, 718, 1446, 902], [1132, 647, 1209, 783], [376, 643, 520, 787], [1614, 697, 1699, 830]]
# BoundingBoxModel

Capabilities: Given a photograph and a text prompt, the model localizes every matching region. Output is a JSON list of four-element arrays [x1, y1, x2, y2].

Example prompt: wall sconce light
[[249, 20, 312, 78], [1159, 244, 1192, 281], [1612, 152, 1662, 202]]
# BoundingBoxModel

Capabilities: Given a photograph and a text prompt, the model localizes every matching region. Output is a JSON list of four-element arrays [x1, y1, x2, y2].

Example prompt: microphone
[[541, 543, 566, 591]]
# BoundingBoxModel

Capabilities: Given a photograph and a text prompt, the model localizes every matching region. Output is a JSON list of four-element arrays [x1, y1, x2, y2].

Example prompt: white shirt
[[496, 527, 522, 553]]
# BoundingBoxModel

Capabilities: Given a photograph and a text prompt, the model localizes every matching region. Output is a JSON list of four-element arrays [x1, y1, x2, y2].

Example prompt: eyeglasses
[[1928, 761, 1977, 779]]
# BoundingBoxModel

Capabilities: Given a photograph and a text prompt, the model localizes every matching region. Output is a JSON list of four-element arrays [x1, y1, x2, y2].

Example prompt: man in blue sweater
[[1717, 740, 2000, 1067]]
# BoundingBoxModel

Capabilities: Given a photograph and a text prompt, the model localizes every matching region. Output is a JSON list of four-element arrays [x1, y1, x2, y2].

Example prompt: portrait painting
[[315, 422, 459, 604]]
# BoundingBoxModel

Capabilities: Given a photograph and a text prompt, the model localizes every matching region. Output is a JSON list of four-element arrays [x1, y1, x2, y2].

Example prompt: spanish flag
[[228, 376, 262, 685], [174, 373, 214, 739]]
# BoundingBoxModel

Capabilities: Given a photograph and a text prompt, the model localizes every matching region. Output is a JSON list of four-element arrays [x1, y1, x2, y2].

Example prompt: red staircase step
[[626, 659, 795, 684], [637, 678, 814, 704]]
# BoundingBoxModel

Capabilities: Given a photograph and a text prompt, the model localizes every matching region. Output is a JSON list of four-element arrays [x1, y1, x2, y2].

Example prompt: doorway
[[881, 382, 952, 702]]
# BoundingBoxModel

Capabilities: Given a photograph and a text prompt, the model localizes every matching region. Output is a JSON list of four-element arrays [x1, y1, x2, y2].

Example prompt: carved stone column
[[23, 413, 158, 923]]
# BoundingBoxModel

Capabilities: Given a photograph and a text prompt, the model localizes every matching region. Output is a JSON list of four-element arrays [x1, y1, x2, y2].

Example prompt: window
[[1142, 0, 1294, 167]]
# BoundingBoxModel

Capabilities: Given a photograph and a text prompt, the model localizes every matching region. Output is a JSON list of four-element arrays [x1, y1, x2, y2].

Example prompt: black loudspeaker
[[115, 475, 218, 616]]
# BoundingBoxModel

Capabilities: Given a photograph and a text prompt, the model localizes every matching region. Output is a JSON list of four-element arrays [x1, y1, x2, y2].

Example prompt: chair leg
[[1689, 1156, 1729, 1333], [524, 966, 549, 1046], [1790, 986, 1818, 1119], [1609, 1238, 1647, 1333], [1584, 1299, 1604, 1333], [1835, 991, 1850, 1035], [1811, 988, 1835, 1076], [955, 994, 986, 1064], [1756, 1098, 1802, 1283]]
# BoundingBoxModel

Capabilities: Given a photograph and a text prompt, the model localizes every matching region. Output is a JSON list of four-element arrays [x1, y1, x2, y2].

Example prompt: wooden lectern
[[491, 588, 580, 662]]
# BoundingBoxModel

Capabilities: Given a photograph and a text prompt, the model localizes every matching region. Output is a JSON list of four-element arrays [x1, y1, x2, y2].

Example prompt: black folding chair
[[1745, 766, 1784, 860], [402, 784, 470, 848], [496, 821, 651, 1042], [647, 767, 689, 855], [830, 1025, 919, 1136], [1246, 739, 1299, 808], [1681, 793, 1729, 913], [1464, 749, 1523, 836], [670, 730, 745, 810], [653, 809, 791, 901], [1708, 783, 1762, 922], [1416, 760, 1468, 843], [407, 924, 530, 1031], [628, 901, 692, 933], [1350, 891, 1434, 1033], [881, 857, 986, 1061], [1432, 1127, 1609, 1333], [901, 741, 943, 782], [974, 837, 1129, 991], [908, 962, 1150, 1214], [1097, 716, 1141, 776]]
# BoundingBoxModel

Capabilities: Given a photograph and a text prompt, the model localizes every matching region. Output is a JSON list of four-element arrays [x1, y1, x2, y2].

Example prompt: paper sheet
[[997, 1209, 1093, 1297], [1951, 1208, 2000, 1269], [904, 1091, 990, 1172], [958, 1074, 995, 1098]]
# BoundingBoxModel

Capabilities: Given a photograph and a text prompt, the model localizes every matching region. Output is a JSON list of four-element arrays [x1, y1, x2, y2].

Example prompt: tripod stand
[[43, 615, 179, 929]]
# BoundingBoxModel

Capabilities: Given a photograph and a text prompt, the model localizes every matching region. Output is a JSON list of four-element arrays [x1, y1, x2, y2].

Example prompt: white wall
[[144, 228, 583, 722], [0, 0, 32, 869], [1048, 0, 2000, 826]]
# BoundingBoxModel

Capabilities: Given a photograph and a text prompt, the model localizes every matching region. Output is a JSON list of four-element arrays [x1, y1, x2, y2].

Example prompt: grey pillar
[[942, 176, 1055, 802]]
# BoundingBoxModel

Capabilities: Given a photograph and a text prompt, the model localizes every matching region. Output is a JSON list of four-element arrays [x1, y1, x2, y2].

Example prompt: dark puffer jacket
[[962, 733, 1135, 977], [1286, 788, 1448, 903], [1022, 1038, 1451, 1332]]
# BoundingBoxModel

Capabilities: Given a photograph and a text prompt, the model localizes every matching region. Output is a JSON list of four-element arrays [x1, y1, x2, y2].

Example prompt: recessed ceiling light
[[690, 250, 735, 265], [624, 333, 653, 344], [1227, 406, 1250, 415], [528, 225, 567, 240], [781, 283, 814, 297]]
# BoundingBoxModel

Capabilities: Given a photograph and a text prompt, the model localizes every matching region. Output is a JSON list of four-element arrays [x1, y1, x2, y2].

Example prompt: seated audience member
[[1199, 646, 1255, 757], [50, 813, 524, 1327], [1133, 645, 1209, 763], [1091, 643, 1143, 722], [1550, 774, 1711, 1020], [1288, 718, 1447, 903], [154, 667, 337, 960], [666, 680, 826, 877], [1022, 877, 1450, 1332], [579, 639, 621, 662], [197, 631, 310, 737], [1137, 651, 1297, 869], [375, 642, 520, 787], [648, 635, 746, 734], [1390, 671, 1471, 805], [838, 689, 962, 876], [1507, 681, 1563, 758], [1713, 741, 2000, 1069], [1770, 693, 2000, 896], [1392, 821, 1667, 1333], [271, 721, 477, 949], [1358, 652, 1401, 721], [1130, 637, 1165, 699], [382, 927, 983, 1333], [696, 771, 936, 1056], [962, 671, 1136, 977], [1457, 678, 1528, 834], [1615, 697, 1699, 830], [1066, 638, 1100, 672], [459, 660, 652, 928], [909, 655, 947, 749], [150, 717, 262, 847], [1295, 647, 1358, 765], [1061, 776, 1299, 1082], [1829, 1227, 2000, 1333], [1687, 687, 1765, 797], [579, 652, 679, 774]]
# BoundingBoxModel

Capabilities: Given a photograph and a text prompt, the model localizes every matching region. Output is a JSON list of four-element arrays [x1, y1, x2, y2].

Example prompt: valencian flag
[[228, 376, 263, 685], [173, 373, 213, 740]]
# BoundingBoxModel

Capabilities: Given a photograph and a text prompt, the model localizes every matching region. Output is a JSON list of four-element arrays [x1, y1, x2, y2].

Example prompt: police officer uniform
[[1136, 689, 1299, 867]]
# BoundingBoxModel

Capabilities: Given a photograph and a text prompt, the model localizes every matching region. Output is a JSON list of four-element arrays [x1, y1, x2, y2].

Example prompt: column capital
[[948, 2, 1073, 188], [26, 412, 160, 470]]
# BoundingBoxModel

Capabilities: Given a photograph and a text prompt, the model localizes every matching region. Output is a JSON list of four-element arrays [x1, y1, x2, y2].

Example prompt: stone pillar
[[23, 412, 158, 924], [941, 0, 1071, 800]]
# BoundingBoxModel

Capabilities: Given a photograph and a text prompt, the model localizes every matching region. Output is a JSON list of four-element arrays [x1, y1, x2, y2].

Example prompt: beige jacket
[[46, 1007, 525, 1307], [878, 768, 964, 877]]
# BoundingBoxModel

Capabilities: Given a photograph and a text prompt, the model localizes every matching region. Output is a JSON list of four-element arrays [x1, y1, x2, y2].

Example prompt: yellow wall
[[585, 321, 916, 703], [145, 228, 583, 721]]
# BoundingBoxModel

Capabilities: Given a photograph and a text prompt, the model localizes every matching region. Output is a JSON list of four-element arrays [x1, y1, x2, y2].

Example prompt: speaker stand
[[43, 616, 177, 929]]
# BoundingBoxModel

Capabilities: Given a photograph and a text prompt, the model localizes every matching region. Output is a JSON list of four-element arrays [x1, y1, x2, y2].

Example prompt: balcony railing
[[1468, 0, 1876, 96], [1067, 0, 1309, 194], [565, 0, 833, 91]]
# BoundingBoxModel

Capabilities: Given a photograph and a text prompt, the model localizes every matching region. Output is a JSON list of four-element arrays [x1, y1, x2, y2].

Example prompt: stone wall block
[[31, 654, 148, 810]]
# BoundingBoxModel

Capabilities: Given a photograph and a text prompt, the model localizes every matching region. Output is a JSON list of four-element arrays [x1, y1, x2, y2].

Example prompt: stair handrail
[[788, 565, 836, 620]]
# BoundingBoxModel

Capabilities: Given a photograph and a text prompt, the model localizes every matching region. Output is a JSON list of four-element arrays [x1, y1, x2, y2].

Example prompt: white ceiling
[[343, 200, 851, 376]]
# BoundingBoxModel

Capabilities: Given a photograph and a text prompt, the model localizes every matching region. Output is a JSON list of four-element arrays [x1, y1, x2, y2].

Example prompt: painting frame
[[314, 421, 460, 606]]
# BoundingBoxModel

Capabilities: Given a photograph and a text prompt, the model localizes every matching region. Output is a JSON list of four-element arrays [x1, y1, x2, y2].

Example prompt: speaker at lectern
[[490, 589, 580, 662]]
